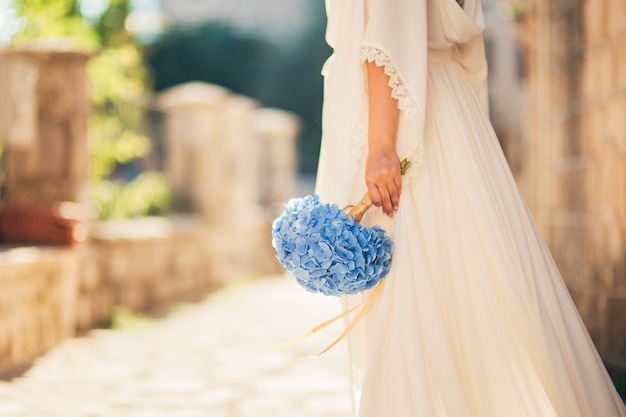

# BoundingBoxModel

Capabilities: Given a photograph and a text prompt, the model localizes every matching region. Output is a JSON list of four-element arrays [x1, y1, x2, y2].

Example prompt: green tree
[[87, 0, 170, 219], [12, 0, 98, 48], [94, 0, 133, 47], [147, 22, 271, 95]]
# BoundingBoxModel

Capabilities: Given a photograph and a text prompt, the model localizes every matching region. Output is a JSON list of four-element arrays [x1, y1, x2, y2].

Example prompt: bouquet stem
[[345, 193, 373, 223], [344, 156, 411, 223]]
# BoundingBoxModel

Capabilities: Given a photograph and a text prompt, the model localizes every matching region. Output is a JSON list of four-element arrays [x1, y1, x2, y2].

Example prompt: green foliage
[[12, 0, 99, 50], [110, 305, 152, 330], [89, 116, 151, 182], [88, 44, 152, 182], [94, 0, 133, 47], [510, 2, 528, 20], [87, 44, 166, 220], [89, 45, 148, 106], [147, 22, 272, 95], [95, 171, 172, 219]]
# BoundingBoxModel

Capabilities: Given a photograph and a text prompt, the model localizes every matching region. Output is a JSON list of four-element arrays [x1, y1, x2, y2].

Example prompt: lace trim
[[360, 46, 419, 120]]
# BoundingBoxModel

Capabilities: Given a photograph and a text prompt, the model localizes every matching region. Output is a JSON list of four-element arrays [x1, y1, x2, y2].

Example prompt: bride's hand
[[366, 148, 402, 217]]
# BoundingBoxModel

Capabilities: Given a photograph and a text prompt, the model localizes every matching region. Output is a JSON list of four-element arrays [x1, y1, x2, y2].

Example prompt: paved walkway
[[0, 277, 353, 417]]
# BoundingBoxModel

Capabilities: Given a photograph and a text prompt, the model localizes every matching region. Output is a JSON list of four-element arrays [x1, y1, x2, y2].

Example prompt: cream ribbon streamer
[[268, 157, 412, 357]]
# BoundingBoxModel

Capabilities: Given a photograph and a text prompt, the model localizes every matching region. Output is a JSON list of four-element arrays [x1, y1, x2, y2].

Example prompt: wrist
[[368, 143, 397, 155]]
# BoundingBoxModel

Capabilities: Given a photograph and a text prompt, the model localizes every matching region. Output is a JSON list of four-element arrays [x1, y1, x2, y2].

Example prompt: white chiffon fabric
[[314, 0, 626, 416]]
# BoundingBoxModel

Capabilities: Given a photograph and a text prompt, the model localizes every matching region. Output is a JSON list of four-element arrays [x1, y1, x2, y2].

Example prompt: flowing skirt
[[342, 56, 626, 417]]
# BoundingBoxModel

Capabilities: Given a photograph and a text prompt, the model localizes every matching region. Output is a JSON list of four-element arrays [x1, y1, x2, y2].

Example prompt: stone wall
[[0, 213, 283, 377], [75, 217, 215, 333], [0, 246, 78, 376], [0, 45, 299, 375], [517, 0, 626, 366]]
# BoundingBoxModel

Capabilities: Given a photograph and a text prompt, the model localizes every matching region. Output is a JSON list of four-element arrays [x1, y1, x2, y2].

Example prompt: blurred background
[[0, 0, 624, 414]]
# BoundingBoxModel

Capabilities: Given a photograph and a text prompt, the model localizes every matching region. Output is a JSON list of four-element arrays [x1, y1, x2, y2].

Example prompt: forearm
[[364, 61, 402, 217], [366, 61, 400, 153]]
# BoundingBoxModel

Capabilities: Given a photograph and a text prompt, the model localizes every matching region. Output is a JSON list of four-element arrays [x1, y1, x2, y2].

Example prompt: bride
[[314, 0, 626, 416]]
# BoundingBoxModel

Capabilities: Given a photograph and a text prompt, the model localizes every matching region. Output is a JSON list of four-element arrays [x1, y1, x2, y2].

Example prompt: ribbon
[[267, 280, 385, 357], [269, 155, 410, 357]]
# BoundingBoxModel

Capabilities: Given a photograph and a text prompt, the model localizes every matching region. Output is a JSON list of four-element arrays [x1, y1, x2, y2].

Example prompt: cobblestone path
[[0, 277, 352, 417]]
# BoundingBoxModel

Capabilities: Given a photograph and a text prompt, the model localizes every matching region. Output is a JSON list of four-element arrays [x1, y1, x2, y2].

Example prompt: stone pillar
[[0, 57, 37, 148], [156, 82, 231, 223], [0, 45, 91, 207], [225, 94, 260, 219], [253, 108, 300, 206]]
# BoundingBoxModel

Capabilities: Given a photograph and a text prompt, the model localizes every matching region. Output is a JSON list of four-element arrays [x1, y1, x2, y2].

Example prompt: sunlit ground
[[0, 277, 352, 417]]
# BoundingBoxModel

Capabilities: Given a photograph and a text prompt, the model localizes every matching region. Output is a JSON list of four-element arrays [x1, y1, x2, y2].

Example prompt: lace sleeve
[[360, 46, 419, 121]]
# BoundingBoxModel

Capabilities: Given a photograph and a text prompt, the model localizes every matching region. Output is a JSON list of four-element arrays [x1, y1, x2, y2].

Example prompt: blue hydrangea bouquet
[[271, 194, 393, 297], [272, 157, 411, 298], [269, 158, 411, 354]]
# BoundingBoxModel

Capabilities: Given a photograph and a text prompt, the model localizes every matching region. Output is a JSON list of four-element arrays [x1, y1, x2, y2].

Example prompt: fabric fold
[[316, 1, 626, 416]]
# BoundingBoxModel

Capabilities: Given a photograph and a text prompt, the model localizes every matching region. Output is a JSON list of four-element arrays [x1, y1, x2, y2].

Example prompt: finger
[[368, 182, 383, 207], [379, 184, 394, 216], [392, 176, 402, 210], [394, 174, 402, 196], [389, 181, 400, 212]]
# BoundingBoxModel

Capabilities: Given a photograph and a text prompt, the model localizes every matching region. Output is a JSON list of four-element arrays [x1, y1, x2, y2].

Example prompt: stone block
[[598, 148, 620, 217], [604, 97, 626, 150], [87, 216, 223, 315], [608, 0, 626, 36], [616, 37, 626, 91], [586, 227, 624, 291], [579, 107, 602, 155], [581, 44, 616, 99], [546, 69, 568, 113], [549, 120, 566, 159], [580, 148, 618, 223], [225, 95, 261, 211], [566, 226, 586, 286], [583, 0, 608, 44], [0, 57, 37, 148], [564, 169, 587, 212], [618, 156, 626, 220], [583, 162, 600, 215], [0, 247, 77, 375], [1, 47, 91, 207], [253, 108, 300, 206], [157, 82, 237, 222]]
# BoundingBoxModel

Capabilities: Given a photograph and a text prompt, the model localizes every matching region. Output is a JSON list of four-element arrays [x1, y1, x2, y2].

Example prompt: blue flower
[[271, 195, 394, 297]]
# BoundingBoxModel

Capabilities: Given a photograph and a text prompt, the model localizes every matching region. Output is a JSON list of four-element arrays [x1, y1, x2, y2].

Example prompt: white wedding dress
[[314, 0, 626, 416]]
